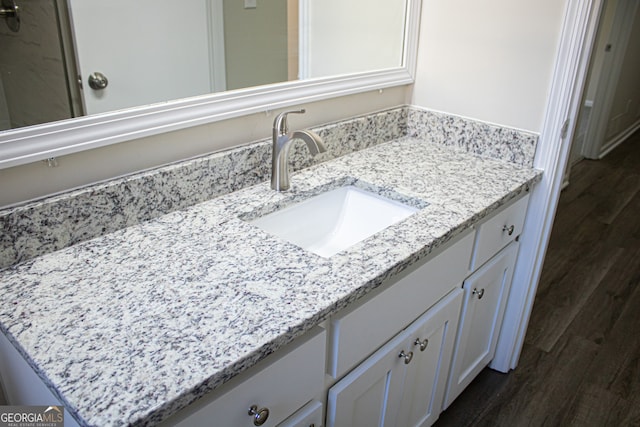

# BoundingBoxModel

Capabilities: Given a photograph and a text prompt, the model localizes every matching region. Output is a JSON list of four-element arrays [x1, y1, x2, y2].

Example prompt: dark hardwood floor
[[436, 130, 640, 427]]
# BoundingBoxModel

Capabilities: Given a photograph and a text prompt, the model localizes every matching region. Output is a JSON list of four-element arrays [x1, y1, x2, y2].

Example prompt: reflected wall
[[0, 0, 73, 129]]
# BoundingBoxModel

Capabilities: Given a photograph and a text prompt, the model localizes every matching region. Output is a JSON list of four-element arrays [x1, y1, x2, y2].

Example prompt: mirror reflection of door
[[69, 0, 215, 115], [69, 0, 298, 115]]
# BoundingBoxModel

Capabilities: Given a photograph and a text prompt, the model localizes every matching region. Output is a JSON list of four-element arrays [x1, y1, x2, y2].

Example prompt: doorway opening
[[568, 0, 640, 182]]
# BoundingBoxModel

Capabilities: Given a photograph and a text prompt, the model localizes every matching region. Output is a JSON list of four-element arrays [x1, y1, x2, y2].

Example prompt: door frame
[[491, 0, 605, 371], [54, 0, 84, 118], [286, 0, 299, 81], [298, 0, 310, 79], [208, 0, 227, 93]]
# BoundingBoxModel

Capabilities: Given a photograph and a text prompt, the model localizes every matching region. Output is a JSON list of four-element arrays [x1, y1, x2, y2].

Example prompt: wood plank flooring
[[436, 130, 640, 427]]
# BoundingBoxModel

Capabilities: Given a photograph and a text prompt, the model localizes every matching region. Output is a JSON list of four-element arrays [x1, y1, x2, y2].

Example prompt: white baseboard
[[599, 119, 640, 159]]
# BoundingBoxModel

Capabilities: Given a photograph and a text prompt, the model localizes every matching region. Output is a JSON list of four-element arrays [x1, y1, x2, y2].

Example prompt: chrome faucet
[[271, 109, 326, 191]]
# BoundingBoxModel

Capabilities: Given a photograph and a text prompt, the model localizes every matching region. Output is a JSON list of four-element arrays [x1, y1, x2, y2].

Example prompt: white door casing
[[492, 0, 605, 372]]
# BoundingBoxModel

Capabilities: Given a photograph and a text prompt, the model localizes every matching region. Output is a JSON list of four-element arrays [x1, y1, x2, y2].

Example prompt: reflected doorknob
[[88, 72, 109, 90]]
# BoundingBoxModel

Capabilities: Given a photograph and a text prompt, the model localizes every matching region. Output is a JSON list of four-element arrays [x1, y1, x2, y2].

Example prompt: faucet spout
[[271, 110, 326, 191], [290, 130, 326, 155]]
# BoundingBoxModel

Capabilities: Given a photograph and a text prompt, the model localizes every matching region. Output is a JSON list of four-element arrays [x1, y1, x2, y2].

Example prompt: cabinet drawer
[[470, 193, 529, 270], [172, 328, 326, 427], [328, 232, 474, 379], [278, 400, 323, 427]]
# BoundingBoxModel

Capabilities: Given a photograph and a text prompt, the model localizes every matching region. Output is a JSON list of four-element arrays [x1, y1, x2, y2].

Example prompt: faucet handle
[[273, 109, 306, 134]]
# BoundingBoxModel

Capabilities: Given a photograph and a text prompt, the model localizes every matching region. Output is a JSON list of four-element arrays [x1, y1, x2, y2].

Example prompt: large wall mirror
[[0, 0, 421, 169]]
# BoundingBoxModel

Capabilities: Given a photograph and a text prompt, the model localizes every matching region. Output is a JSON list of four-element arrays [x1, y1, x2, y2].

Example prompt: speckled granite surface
[[0, 107, 407, 270], [0, 133, 542, 426], [407, 107, 538, 167], [0, 106, 537, 270]]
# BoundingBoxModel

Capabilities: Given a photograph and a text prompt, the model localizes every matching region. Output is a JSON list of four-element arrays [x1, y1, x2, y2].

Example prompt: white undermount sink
[[250, 186, 419, 257]]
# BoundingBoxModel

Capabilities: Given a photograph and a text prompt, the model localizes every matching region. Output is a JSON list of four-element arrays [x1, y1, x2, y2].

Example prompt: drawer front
[[278, 400, 323, 427], [328, 231, 474, 379], [173, 328, 326, 427], [471, 193, 530, 270]]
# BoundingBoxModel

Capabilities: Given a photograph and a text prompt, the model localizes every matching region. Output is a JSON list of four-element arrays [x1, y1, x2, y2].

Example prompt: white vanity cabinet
[[324, 232, 475, 427], [327, 232, 475, 380], [326, 288, 463, 427], [443, 194, 530, 408]]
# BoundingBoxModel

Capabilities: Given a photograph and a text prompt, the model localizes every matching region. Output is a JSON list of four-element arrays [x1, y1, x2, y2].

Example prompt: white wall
[[0, 0, 73, 128], [304, 0, 406, 78], [411, 0, 568, 133], [223, 0, 289, 90]]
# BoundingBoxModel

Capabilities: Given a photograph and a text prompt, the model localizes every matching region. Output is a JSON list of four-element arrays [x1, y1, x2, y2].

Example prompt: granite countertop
[[0, 136, 542, 426]]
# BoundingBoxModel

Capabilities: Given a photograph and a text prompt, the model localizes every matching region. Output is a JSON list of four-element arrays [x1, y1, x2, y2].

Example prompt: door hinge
[[561, 119, 570, 139]]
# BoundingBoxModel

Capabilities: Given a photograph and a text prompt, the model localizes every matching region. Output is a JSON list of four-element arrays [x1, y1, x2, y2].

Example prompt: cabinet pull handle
[[503, 224, 515, 235], [473, 288, 485, 299], [399, 350, 414, 364], [414, 338, 429, 351], [248, 405, 270, 426]]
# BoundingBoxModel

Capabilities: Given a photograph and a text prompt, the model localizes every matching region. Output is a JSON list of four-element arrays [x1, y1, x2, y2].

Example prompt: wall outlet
[[244, 0, 257, 9]]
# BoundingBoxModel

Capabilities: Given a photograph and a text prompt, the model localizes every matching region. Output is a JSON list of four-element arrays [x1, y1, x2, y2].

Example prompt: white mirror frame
[[0, 0, 421, 170]]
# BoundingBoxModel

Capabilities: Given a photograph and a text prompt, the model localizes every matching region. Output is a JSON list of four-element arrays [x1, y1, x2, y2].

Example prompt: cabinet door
[[397, 288, 463, 427], [444, 241, 519, 408], [327, 289, 463, 427], [326, 329, 408, 427]]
